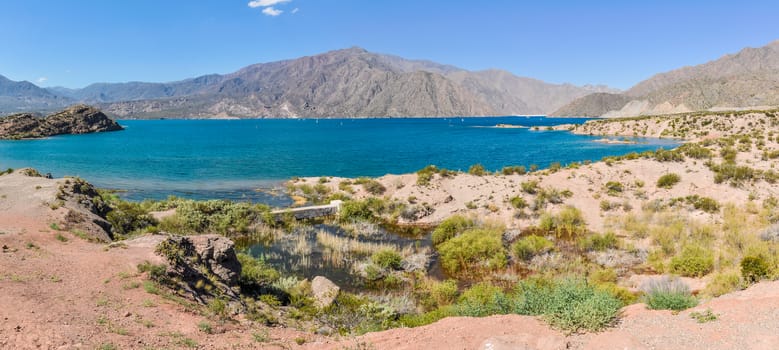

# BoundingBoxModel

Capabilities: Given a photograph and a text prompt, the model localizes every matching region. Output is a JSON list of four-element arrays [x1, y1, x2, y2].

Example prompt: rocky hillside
[[0, 75, 71, 114], [0, 104, 123, 139], [90, 48, 616, 118], [554, 40, 779, 117], [2, 48, 614, 118]]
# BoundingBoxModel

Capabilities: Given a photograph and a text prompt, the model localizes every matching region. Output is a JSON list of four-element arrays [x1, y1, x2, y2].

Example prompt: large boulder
[[311, 276, 340, 309], [188, 235, 241, 285]]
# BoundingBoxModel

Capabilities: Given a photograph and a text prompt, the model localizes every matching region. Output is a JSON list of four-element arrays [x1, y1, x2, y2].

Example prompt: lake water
[[0, 117, 679, 203]]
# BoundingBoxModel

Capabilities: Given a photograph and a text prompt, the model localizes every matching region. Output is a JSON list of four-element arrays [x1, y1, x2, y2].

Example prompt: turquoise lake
[[0, 117, 680, 203]]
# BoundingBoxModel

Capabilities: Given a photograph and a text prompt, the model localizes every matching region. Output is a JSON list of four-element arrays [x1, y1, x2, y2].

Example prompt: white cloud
[[37, 77, 48, 83], [262, 6, 283, 16], [291, 8, 299, 14], [248, 0, 290, 8]]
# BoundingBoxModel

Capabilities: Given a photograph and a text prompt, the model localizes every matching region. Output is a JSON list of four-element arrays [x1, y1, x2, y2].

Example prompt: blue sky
[[1, 0, 778, 90]]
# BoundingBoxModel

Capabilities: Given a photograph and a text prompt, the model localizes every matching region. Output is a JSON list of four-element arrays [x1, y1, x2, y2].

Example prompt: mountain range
[[2, 41, 779, 118], [555, 40, 779, 117], [0, 48, 614, 118]]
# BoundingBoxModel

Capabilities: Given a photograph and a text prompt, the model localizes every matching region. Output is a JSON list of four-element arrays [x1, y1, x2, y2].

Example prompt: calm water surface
[[0, 117, 679, 202]]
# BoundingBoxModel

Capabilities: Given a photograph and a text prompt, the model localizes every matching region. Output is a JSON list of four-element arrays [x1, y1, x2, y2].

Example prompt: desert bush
[[578, 232, 618, 252], [520, 180, 539, 194], [704, 271, 742, 297], [515, 278, 621, 333], [415, 279, 459, 310], [453, 282, 511, 317], [642, 276, 698, 311], [679, 143, 713, 159], [686, 195, 720, 213], [371, 249, 402, 270], [538, 206, 587, 238], [467, 164, 487, 176], [237, 253, 280, 286], [741, 255, 772, 283], [720, 147, 737, 162], [431, 215, 473, 245], [361, 180, 386, 195], [339, 200, 376, 222], [657, 173, 681, 189], [604, 181, 623, 196], [106, 200, 158, 237], [437, 228, 507, 275], [159, 199, 271, 235], [654, 148, 684, 162], [512, 235, 554, 261], [501, 166, 526, 175], [670, 244, 714, 277], [509, 196, 528, 209]]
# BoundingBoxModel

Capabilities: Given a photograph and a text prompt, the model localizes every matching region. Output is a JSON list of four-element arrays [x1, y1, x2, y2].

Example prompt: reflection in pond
[[239, 222, 437, 291]]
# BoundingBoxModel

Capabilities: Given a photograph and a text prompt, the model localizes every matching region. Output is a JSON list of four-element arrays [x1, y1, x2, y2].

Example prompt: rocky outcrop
[[154, 235, 243, 306], [0, 104, 122, 139]]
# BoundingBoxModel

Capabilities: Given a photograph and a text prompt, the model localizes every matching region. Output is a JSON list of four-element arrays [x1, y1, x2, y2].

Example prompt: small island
[[0, 104, 123, 140], [494, 123, 528, 129], [593, 138, 638, 144]]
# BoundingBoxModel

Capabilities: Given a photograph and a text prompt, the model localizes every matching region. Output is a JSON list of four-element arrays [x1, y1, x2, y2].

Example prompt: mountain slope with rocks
[[2, 48, 615, 118], [554, 40, 779, 117]]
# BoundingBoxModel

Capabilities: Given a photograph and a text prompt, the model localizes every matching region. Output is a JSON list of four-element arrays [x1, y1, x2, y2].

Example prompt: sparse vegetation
[[657, 173, 681, 189]]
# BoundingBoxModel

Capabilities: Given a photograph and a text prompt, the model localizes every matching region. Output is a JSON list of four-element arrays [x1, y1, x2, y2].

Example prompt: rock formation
[[0, 104, 123, 139]]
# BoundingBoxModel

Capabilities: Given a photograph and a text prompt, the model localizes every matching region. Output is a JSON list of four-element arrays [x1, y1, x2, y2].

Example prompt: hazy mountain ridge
[[0, 75, 72, 113], [1, 48, 614, 118], [554, 40, 779, 117]]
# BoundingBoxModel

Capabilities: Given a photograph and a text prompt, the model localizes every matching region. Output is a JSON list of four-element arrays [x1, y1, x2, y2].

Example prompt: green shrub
[[431, 215, 473, 245], [501, 166, 526, 175], [657, 173, 681, 189], [670, 244, 714, 277], [437, 228, 507, 275], [604, 181, 623, 195], [468, 164, 487, 176], [515, 278, 621, 333], [429, 280, 459, 307], [237, 253, 280, 286], [159, 199, 270, 235], [578, 232, 618, 251], [371, 249, 402, 270], [416, 166, 435, 186], [512, 235, 554, 261], [679, 143, 713, 159], [538, 206, 587, 238], [453, 282, 511, 317], [520, 180, 539, 194], [509, 196, 527, 209], [689, 309, 718, 323], [339, 200, 375, 222], [704, 271, 742, 297], [741, 255, 772, 283], [687, 195, 720, 213], [643, 276, 698, 311], [362, 180, 386, 195], [106, 201, 158, 237]]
